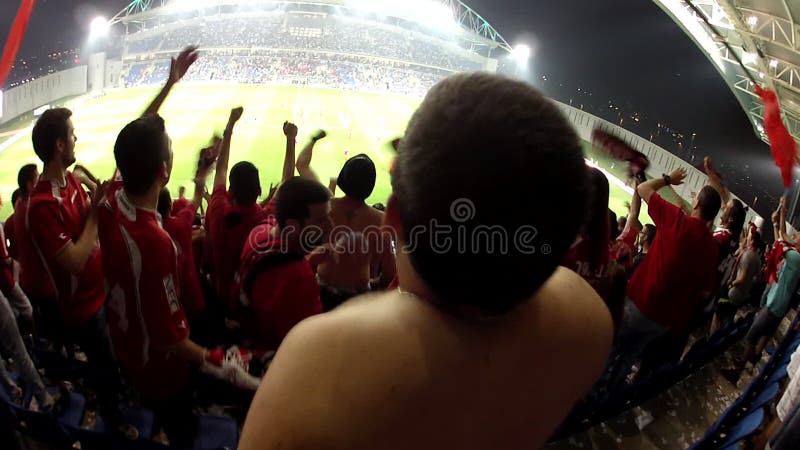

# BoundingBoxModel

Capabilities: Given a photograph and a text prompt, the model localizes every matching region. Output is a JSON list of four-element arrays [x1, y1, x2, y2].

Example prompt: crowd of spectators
[[125, 13, 483, 73], [3, 47, 800, 450], [123, 52, 445, 97]]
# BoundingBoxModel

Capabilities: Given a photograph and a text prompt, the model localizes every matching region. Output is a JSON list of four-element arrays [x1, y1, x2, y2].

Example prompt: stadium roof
[[653, 0, 800, 152], [113, 0, 512, 53]]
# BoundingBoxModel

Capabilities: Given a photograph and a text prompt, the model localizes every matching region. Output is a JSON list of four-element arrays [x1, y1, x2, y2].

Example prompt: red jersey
[[163, 204, 205, 317], [25, 174, 104, 324], [713, 228, 736, 260], [628, 193, 718, 335], [14, 196, 51, 299], [4, 213, 17, 260], [612, 226, 637, 270], [170, 197, 189, 216], [98, 182, 190, 401], [235, 223, 322, 352], [0, 220, 15, 295], [207, 184, 269, 311], [765, 241, 795, 285], [562, 235, 610, 295]]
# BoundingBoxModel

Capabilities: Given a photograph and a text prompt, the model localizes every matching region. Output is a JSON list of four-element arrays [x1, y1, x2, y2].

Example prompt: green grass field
[[0, 84, 654, 223]]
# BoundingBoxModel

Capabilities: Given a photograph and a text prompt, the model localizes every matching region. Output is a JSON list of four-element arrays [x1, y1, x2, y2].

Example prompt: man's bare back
[[239, 267, 612, 450], [317, 197, 394, 290]]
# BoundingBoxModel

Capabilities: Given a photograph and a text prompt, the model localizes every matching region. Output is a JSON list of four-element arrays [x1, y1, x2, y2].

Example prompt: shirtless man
[[296, 133, 395, 310], [239, 73, 613, 450]]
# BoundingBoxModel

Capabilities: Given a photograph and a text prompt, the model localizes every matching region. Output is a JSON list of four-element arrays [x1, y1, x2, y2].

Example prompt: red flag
[[0, 0, 36, 88], [591, 129, 650, 180], [755, 85, 798, 188]]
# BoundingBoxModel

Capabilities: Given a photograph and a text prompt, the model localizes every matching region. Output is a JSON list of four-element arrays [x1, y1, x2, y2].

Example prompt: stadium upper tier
[[123, 13, 486, 73]]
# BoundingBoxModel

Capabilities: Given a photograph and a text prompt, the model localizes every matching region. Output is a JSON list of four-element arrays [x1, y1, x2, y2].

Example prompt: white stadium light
[[511, 44, 531, 65], [770, 59, 779, 68], [89, 17, 110, 41], [742, 52, 757, 65], [746, 15, 758, 27]]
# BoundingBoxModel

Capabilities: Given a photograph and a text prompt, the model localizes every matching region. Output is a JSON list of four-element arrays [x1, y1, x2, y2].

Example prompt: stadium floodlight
[[746, 15, 758, 27], [770, 59, 779, 68], [511, 44, 531, 66], [742, 52, 757, 65], [89, 16, 110, 41]]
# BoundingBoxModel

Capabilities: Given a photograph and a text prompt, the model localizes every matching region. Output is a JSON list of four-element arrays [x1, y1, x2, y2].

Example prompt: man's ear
[[54, 139, 65, 158], [161, 161, 170, 181]]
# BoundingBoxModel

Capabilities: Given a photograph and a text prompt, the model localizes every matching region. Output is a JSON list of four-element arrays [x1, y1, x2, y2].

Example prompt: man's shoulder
[[535, 268, 614, 336], [785, 249, 800, 267]]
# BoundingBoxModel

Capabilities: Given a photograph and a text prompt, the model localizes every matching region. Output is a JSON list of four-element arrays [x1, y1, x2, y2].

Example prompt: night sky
[[0, 0, 783, 215]]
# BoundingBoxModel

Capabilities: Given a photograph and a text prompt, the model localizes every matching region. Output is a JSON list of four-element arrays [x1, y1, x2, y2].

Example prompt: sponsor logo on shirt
[[163, 274, 180, 313], [58, 233, 68, 241]]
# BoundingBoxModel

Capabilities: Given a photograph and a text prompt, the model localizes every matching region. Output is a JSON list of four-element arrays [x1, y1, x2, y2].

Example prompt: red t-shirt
[[628, 193, 718, 335], [0, 219, 15, 295], [163, 204, 205, 317], [562, 235, 610, 294], [4, 213, 17, 260], [14, 195, 52, 299], [236, 223, 322, 352], [612, 226, 638, 270], [171, 197, 189, 216], [765, 241, 794, 285], [713, 228, 735, 260], [98, 182, 190, 401], [207, 184, 269, 311], [25, 174, 104, 324]]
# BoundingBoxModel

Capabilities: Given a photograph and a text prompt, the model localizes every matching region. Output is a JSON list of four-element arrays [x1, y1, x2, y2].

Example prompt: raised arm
[[328, 177, 337, 196], [704, 157, 730, 204], [779, 196, 789, 241], [282, 122, 298, 184], [637, 167, 686, 204], [142, 46, 198, 117], [214, 107, 244, 190], [193, 139, 220, 207], [624, 180, 643, 233], [296, 130, 326, 182]]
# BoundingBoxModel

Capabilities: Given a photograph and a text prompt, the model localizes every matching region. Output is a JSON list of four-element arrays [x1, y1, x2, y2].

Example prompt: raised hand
[[312, 130, 327, 142], [668, 167, 687, 186], [169, 46, 199, 84], [229, 106, 244, 124], [283, 121, 298, 140]]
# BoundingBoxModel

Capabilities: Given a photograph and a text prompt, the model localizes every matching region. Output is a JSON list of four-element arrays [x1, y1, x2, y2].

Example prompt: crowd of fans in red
[[1, 47, 800, 449]]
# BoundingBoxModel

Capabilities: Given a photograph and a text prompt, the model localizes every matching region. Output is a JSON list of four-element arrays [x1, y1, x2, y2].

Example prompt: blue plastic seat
[[194, 415, 239, 450], [57, 390, 86, 429], [743, 382, 781, 415], [718, 407, 765, 448], [765, 363, 789, 385]]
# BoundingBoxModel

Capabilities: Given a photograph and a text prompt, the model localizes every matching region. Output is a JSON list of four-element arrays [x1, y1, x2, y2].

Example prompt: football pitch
[[0, 84, 650, 223]]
